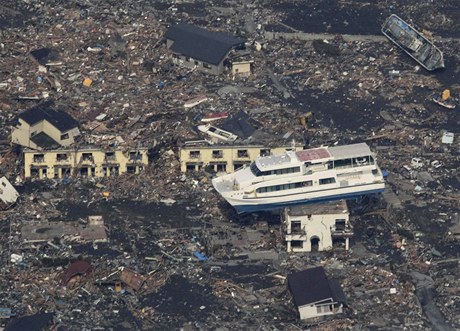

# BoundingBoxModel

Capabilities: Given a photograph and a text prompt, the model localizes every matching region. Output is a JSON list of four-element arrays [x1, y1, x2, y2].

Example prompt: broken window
[[127, 165, 136, 174], [189, 151, 200, 159], [56, 153, 68, 162], [33, 154, 45, 163], [335, 219, 346, 231], [212, 150, 223, 158], [333, 238, 346, 249], [105, 152, 115, 161], [186, 163, 196, 172], [216, 163, 226, 172], [203, 62, 212, 69], [291, 240, 303, 249], [129, 151, 142, 161], [260, 149, 271, 157], [82, 153, 93, 162], [60, 133, 69, 140], [291, 221, 302, 234], [80, 167, 88, 177], [237, 150, 249, 158]]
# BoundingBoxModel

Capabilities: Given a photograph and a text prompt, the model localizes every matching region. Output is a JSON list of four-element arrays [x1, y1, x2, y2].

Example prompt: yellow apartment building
[[24, 147, 148, 179], [179, 143, 304, 173]]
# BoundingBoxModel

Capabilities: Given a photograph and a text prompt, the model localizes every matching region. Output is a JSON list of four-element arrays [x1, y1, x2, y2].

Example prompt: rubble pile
[[0, 0, 459, 329]]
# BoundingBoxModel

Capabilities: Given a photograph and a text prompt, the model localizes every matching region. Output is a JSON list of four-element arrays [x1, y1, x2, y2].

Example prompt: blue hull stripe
[[233, 189, 384, 214]]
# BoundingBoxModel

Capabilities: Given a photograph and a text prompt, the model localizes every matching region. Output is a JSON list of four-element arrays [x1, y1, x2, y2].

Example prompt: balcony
[[330, 224, 354, 238]]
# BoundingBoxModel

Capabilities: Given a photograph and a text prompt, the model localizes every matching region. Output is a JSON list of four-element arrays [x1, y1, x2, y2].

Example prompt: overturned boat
[[382, 14, 444, 71], [212, 143, 385, 213]]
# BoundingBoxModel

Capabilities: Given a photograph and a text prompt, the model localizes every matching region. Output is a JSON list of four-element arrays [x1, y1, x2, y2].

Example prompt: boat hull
[[221, 183, 385, 213]]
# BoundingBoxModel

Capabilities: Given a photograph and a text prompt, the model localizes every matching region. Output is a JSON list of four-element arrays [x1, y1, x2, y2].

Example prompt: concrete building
[[164, 23, 245, 75], [283, 200, 352, 252], [179, 143, 304, 173], [288, 267, 346, 320], [23, 147, 148, 179], [0, 176, 19, 210], [11, 101, 80, 150]]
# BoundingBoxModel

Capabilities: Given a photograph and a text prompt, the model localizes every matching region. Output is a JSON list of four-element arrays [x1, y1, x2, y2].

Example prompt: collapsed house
[[288, 267, 346, 320]]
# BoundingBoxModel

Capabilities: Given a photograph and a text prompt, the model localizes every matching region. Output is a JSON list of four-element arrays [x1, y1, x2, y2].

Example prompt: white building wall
[[298, 303, 343, 320], [285, 207, 349, 253]]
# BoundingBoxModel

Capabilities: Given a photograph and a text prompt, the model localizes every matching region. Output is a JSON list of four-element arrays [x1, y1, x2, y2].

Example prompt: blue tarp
[[193, 252, 209, 261]]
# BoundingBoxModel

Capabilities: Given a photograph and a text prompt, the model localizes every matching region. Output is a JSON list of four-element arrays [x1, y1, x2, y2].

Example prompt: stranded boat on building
[[382, 14, 444, 71], [212, 143, 385, 213]]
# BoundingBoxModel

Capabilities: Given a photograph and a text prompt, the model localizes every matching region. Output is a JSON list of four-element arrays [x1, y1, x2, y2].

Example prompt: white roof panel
[[328, 143, 372, 159]]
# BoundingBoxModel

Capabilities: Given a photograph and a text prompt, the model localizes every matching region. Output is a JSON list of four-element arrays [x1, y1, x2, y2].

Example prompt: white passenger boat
[[212, 143, 385, 213]]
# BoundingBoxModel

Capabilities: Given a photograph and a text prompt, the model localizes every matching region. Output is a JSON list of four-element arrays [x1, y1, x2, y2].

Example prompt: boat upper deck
[[328, 143, 372, 159]]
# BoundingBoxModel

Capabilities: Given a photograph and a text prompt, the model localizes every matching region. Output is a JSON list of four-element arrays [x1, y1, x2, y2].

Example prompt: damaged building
[[11, 101, 80, 150], [23, 147, 148, 179], [164, 22, 246, 75], [288, 266, 346, 320], [179, 142, 303, 173], [283, 200, 353, 252]]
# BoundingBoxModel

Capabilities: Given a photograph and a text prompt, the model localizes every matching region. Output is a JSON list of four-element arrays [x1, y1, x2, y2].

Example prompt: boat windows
[[250, 162, 263, 176], [334, 158, 352, 169], [250, 162, 300, 177], [319, 177, 336, 185], [353, 156, 370, 167], [256, 180, 313, 193]]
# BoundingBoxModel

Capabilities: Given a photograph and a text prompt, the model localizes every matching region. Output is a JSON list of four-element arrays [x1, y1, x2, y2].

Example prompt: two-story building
[[164, 22, 245, 75], [283, 200, 353, 252], [11, 102, 80, 150], [288, 267, 346, 320], [179, 143, 304, 173], [23, 147, 148, 179]]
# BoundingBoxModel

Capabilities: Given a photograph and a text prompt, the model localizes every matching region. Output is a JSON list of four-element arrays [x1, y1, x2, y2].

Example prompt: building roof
[[18, 101, 78, 132], [30, 132, 60, 149], [288, 267, 346, 307], [221, 110, 258, 139], [286, 200, 348, 217], [164, 22, 245, 65]]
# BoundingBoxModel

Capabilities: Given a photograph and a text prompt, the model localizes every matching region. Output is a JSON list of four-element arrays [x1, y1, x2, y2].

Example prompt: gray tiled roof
[[164, 23, 245, 65], [18, 101, 78, 132]]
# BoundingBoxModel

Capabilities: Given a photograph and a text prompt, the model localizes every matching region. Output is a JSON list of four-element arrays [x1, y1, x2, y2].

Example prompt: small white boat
[[198, 124, 238, 142]]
